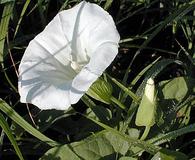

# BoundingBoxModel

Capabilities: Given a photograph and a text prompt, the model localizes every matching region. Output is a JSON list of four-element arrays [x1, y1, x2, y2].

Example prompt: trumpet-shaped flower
[[18, 1, 120, 110]]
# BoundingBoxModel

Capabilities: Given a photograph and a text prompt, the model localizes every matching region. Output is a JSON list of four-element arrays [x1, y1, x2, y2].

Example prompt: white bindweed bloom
[[18, 1, 120, 110]]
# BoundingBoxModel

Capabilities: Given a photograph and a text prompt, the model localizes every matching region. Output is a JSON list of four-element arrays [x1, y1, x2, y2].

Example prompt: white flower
[[18, 1, 120, 110]]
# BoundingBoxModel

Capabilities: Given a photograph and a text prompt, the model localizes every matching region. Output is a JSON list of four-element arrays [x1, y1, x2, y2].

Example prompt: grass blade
[[118, 57, 160, 104], [104, 0, 113, 10], [0, 0, 14, 4], [0, 99, 60, 147], [108, 75, 140, 103], [0, 113, 24, 160], [123, 3, 195, 84], [148, 123, 195, 145], [0, 2, 18, 92], [14, 0, 31, 38], [0, 1, 14, 63], [131, 57, 161, 87]]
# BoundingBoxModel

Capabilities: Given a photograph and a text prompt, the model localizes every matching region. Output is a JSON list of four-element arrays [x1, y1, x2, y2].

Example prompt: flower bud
[[135, 78, 156, 127]]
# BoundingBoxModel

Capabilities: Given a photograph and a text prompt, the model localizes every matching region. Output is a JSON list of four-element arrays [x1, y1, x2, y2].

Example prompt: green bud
[[87, 79, 113, 104], [135, 78, 156, 127]]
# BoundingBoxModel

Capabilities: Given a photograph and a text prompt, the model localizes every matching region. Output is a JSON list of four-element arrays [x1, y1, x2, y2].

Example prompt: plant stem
[[108, 75, 140, 103], [140, 126, 151, 140], [110, 96, 126, 110]]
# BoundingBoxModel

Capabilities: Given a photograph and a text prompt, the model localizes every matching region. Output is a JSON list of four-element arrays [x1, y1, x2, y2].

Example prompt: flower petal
[[69, 2, 120, 101], [70, 68, 98, 104], [78, 2, 120, 75], [18, 40, 75, 110], [19, 82, 71, 110], [86, 43, 119, 75], [59, 1, 120, 64], [69, 43, 119, 104], [18, 16, 77, 110]]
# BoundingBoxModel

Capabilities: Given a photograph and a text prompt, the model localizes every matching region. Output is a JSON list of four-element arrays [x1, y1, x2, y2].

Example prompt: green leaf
[[87, 79, 113, 104], [157, 77, 195, 130], [108, 75, 140, 104], [159, 77, 188, 101], [40, 145, 81, 160], [148, 123, 195, 146], [0, 99, 60, 147], [131, 57, 160, 87], [14, 0, 31, 37], [0, 0, 14, 4], [146, 59, 182, 79], [0, 1, 18, 92], [34, 109, 74, 132], [82, 95, 112, 122], [0, 1, 14, 63], [119, 157, 137, 160], [104, 0, 113, 10], [11, 108, 74, 138], [121, 58, 165, 132], [85, 116, 160, 154], [40, 131, 131, 160], [0, 113, 24, 160], [87, 105, 112, 122], [110, 96, 126, 110], [118, 57, 160, 104], [127, 128, 140, 140], [123, 3, 195, 83], [132, 59, 180, 103], [151, 149, 188, 160]]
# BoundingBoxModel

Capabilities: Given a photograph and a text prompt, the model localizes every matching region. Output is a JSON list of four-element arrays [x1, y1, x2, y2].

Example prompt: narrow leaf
[[148, 123, 195, 146], [14, 0, 31, 37], [123, 3, 195, 83], [0, 113, 24, 160], [151, 149, 188, 160], [0, 99, 60, 147], [104, 0, 113, 10], [0, 1, 14, 62], [108, 75, 140, 103], [0, 0, 14, 4]]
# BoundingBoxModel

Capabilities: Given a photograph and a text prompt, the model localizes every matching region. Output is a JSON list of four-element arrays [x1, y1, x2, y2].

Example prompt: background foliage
[[0, 0, 195, 159]]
